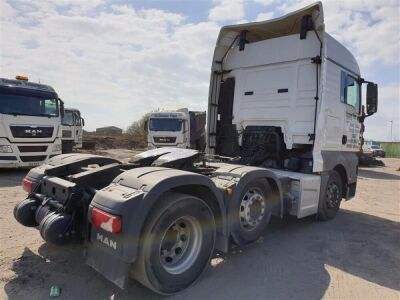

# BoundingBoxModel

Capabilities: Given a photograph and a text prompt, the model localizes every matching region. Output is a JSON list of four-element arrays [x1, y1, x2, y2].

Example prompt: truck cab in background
[[146, 108, 206, 150], [0, 76, 64, 168], [61, 108, 84, 153]]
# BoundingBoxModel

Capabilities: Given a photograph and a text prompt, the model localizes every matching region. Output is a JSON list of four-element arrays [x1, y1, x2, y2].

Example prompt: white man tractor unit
[[13, 2, 378, 295], [61, 107, 85, 153], [146, 108, 206, 150], [0, 76, 64, 168]]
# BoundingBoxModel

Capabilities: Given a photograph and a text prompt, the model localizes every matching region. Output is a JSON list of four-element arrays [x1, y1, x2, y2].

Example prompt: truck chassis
[[14, 148, 344, 294]]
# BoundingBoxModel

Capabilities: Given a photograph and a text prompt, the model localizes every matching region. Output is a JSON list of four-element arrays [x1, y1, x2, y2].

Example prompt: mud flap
[[86, 245, 130, 289]]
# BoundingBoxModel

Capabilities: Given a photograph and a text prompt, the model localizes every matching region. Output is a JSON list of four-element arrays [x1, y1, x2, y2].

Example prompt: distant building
[[96, 126, 123, 135]]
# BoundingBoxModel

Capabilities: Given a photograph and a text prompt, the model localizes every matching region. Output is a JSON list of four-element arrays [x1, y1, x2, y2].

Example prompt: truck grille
[[0, 156, 17, 161], [10, 126, 54, 138], [154, 136, 177, 143], [20, 155, 47, 162], [18, 146, 48, 153]]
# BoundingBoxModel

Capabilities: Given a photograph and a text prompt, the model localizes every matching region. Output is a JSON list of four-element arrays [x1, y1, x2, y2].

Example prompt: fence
[[380, 142, 400, 158]]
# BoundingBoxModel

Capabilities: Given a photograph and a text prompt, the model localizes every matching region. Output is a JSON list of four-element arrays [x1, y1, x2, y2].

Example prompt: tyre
[[231, 179, 272, 246], [131, 192, 216, 295], [318, 171, 343, 221]]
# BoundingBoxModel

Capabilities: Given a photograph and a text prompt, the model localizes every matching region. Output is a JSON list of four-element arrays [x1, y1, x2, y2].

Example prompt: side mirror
[[82, 118, 85, 127], [366, 83, 378, 115], [59, 99, 65, 118], [143, 120, 148, 132]]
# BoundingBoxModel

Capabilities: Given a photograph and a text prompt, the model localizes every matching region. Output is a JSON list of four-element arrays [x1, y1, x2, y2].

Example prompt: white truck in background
[[61, 108, 84, 153], [14, 2, 379, 295], [0, 76, 64, 168], [146, 108, 206, 150]]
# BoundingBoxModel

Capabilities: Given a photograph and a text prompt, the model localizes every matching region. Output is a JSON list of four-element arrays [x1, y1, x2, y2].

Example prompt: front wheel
[[131, 192, 215, 295], [318, 171, 343, 221]]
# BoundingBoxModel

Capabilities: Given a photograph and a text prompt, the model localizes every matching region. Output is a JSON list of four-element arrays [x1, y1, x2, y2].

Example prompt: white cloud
[[254, 0, 275, 6], [208, 0, 245, 22], [255, 12, 274, 22], [0, 1, 220, 130]]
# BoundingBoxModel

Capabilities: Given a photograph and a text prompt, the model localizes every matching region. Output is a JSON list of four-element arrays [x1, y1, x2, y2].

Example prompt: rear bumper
[[0, 139, 61, 168]]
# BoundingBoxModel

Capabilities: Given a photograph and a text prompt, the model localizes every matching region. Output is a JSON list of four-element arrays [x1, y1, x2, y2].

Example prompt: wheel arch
[[172, 184, 224, 237], [137, 171, 228, 255], [333, 164, 348, 198]]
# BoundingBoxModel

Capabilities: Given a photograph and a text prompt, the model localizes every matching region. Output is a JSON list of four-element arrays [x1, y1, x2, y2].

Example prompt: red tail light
[[22, 178, 33, 193], [91, 207, 122, 234]]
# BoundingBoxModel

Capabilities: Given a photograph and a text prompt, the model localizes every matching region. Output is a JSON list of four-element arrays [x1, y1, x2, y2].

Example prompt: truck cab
[[146, 108, 206, 150], [207, 2, 378, 197], [61, 108, 84, 153], [0, 76, 64, 168]]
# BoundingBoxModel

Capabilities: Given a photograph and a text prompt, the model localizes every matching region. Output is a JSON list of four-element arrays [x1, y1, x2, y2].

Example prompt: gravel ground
[[0, 154, 399, 300]]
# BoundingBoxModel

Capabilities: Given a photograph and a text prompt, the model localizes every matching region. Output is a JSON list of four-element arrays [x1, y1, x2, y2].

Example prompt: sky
[[1, 0, 399, 141]]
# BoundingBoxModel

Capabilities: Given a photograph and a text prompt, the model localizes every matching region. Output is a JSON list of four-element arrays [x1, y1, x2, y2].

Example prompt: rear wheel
[[231, 179, 272, 246], [131, 192, 215, 295], [318, 171, 343, 221]]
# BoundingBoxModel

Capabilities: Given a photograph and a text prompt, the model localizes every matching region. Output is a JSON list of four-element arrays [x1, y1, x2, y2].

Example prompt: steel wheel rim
[[239, 187, 266, 231], [326, 182, 340, 208], [159, 216, 202, 275]]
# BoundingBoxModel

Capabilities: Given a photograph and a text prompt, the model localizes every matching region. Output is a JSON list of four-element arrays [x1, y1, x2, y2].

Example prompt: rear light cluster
[[91, 207, 122, 234], [22, 178, 33, 193]]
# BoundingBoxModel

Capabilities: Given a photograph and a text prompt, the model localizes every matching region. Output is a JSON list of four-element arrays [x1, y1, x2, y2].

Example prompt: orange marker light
[[15, 75, 29, 81], [226, 187, 233, 196]]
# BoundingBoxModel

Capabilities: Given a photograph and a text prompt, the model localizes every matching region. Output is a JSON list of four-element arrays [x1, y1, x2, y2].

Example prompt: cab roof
[[0, 78, 56, 94], [216, 2, 324, 47], [213, 1, 360, 76]]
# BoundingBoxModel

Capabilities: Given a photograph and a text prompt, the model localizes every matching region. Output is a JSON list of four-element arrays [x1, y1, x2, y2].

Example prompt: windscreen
[[62, 111, 74, 125], [149, 118, 182, 132], [0, 93, 59, 117]]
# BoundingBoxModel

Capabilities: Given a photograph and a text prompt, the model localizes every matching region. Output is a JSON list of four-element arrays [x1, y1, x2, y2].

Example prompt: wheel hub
[[159, 216, 202, 275], [326, 182, 340, 208], [239, 188, 266, 230]]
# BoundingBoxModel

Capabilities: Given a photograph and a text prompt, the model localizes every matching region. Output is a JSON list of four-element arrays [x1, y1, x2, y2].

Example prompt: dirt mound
[[83, 132, 147, 150]]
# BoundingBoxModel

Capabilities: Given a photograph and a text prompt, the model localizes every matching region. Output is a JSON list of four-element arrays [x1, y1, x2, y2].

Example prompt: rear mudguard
[[87, 166, 227, 269]]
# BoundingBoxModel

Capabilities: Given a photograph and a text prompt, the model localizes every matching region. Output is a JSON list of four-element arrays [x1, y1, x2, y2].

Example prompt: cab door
[[340, 71, 361, 151], [74, 112, 83, 148]]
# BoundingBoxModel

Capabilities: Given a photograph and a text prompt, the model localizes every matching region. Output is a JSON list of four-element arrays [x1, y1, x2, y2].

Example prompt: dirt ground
[[0, 153, 399, 300]]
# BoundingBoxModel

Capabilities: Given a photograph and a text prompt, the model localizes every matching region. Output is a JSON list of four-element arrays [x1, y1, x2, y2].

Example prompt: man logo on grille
[[25, 129, 43, 136]]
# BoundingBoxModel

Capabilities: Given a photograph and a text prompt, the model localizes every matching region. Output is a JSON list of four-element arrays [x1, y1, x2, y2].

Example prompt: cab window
[[73, 113, 81, 126], [340, 71, 360, 113]]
